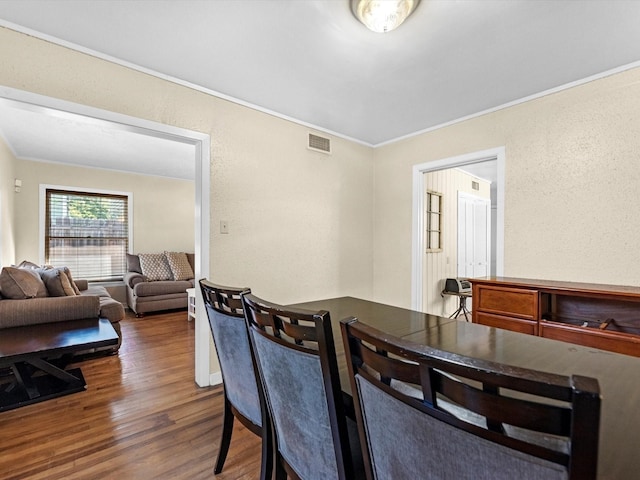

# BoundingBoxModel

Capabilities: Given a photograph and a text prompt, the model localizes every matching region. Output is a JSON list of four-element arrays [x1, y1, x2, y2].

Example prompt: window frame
[[425, 190, 443, 253], [40, 184, 134, 282]]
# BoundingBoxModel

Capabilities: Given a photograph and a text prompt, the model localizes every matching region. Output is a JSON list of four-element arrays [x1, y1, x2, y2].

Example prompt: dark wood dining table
[[290, 296, 640, 480]]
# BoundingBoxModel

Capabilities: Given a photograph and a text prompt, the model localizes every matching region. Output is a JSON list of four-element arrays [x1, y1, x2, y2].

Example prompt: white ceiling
[[1, 0, 640, 179], [0, 99, 197, 179]]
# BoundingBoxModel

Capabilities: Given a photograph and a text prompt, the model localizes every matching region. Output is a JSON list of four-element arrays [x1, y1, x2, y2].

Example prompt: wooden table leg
[[11, 362, 40, 399], [29, 358, 84, 387]]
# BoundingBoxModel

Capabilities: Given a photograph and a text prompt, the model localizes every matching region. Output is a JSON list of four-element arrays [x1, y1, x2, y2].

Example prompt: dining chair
[[341, 317, 601, 480], [242, 293, 362, 480], [199, 280, 271, 479]]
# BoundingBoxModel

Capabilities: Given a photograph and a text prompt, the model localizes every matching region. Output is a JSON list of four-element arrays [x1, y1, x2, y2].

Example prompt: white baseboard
[[209, 371, 223, 386]]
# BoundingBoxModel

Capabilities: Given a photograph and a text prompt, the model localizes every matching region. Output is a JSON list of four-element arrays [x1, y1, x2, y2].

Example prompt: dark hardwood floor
[[0, 310, 261, 479]]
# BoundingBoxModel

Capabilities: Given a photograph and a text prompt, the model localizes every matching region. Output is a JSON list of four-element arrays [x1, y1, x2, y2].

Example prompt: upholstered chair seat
[[199, 280, 271, 479]]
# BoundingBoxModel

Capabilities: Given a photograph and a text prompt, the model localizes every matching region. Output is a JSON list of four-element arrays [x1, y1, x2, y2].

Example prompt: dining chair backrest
[[199, 280, 271, 478], [242, 293, 355, 480], [341, 317, 601, 480], [200, 280, 261, 425]]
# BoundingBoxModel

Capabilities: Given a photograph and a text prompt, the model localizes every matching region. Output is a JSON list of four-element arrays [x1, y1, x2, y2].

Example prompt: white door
[[457, 193, 491, 278]]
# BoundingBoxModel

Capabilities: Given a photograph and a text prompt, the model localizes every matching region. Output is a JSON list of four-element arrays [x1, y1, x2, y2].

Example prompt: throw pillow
[[62, 266, 82, 295], [16, 260, 41, 270], [164, 251, 194, 281], [40, 267, 78, 297], [126, 253, 143, 274], [0, 266, 49, 299], [139, 253, 173, 281]]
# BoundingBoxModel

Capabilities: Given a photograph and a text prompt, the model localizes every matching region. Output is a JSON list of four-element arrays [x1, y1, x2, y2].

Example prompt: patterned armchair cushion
[[164, 251, 194, 281], [138, 253, 173, 281]]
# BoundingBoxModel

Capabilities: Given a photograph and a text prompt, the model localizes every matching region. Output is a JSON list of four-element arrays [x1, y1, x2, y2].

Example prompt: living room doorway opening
[[0, 85, 212, 386]]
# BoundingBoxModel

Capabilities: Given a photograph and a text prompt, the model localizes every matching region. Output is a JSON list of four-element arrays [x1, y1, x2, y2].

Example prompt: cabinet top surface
[[470, 277, 640, 298]]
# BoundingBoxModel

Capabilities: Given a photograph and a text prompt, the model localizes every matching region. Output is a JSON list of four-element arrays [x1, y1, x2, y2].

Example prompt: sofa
[[124, 252, 195, 316], [0, 264, 125, 353]]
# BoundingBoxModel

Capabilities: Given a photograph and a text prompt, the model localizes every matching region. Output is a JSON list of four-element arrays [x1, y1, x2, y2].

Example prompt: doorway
[[411, 147, 505, 313], [0, 85, 212, 386]]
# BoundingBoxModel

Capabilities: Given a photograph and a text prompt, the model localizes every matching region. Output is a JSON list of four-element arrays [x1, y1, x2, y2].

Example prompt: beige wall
[[424, 169, 490, 316], [0, 26, 375, 306], [374, 66, 640, 308], [13, 159, 195, 263], [209, 115, 373, 304], [4, 23, 638, 370], [0, 137, 17, 266]]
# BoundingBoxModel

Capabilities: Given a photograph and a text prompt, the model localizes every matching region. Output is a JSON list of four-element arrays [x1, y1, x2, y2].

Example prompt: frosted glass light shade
[[351, 0, 420, 33]]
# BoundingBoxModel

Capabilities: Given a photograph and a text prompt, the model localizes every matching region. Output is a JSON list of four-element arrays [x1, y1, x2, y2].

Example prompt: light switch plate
[[220, 220, 229, 234]]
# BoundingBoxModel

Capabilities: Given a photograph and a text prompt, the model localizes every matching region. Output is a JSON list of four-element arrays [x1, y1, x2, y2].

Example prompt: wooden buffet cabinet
[[471, 277, 640, 357]]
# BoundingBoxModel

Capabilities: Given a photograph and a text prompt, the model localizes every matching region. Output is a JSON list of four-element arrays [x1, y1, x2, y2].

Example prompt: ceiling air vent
[[308, 133, 331, 154]]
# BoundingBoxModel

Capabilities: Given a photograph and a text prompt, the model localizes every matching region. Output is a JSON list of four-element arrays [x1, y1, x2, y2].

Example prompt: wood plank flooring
[[0, 310, 261, 480]]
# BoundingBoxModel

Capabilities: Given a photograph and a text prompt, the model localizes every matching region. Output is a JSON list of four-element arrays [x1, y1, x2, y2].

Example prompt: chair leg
[[214, 396, 235, 474], [259, 421, 274, 480], [274, 455, 287, 480]]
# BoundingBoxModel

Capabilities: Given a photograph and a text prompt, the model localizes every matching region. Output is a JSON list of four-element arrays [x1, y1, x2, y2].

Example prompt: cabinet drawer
[[474, 312, 538, 335], [540, 321, 640, 357], [475, 312, 538, 335], [475, 285, 538, 320]]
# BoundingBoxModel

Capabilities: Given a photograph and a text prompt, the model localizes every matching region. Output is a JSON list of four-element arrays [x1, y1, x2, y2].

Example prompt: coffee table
[[0, 317, 118, 412]]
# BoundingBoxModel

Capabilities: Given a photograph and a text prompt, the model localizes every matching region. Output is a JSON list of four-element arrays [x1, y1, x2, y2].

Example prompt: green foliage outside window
[[68, 196, 119, 220]]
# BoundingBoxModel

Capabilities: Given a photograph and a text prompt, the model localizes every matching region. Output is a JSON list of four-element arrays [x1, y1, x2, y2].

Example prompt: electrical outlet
[[220, 220, 229, 234]]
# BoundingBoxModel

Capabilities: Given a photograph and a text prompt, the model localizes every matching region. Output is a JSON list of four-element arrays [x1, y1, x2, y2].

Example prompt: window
[[426, 191, 442, 252], [44, 188, 131, 281]]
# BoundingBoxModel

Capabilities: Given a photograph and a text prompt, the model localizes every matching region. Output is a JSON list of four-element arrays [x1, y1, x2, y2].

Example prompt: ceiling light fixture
[[351, 0, 420, 33]]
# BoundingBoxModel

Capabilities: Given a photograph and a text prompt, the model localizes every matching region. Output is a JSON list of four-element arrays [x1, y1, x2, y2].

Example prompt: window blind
[[45, 189, 129, 281]]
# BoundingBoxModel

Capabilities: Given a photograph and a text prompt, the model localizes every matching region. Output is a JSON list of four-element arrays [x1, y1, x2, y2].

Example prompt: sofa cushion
[[62, 267, 82, 295], [40, 267, 78, 297], [165, 251, 194, 281], [133, 279, 194, 297], [16, 261, 81, 295], [126, 253, 143, 274], [139, 253, 172, 281], [0, 267, 49, 299], [0, 295, 100, 328], [78, 286, 125, 322], [16, 259, 41, 270], [81, 285, 111, 298]]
